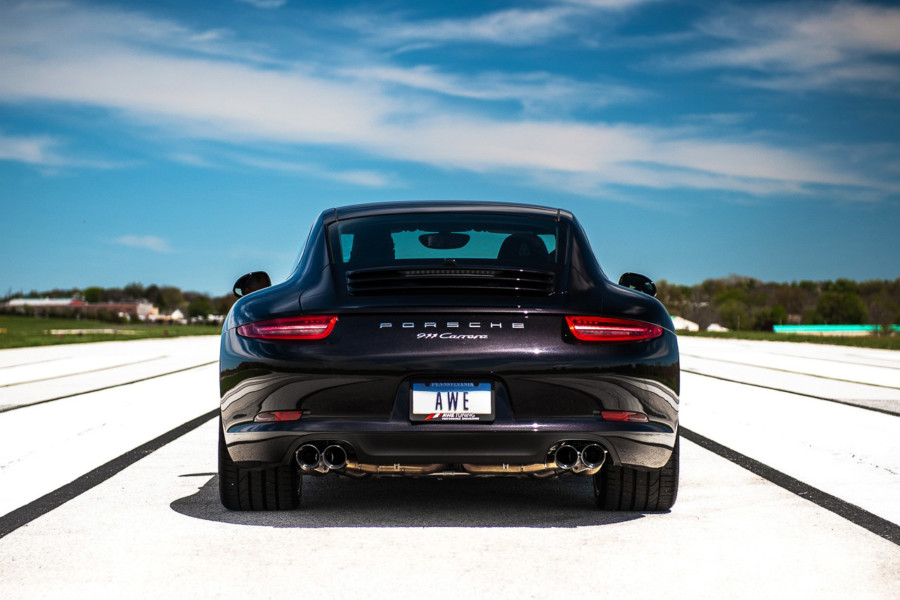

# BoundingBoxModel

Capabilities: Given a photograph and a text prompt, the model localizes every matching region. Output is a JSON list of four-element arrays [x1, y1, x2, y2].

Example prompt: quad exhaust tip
[[553, 442, 608, 473], [554, 444, 580, 470], [295, 443, 351, 472], [580, 443, 606, 470], [295, 441, 605, 476], [322, 444, 348, 470], [295, 444, 321, 470]]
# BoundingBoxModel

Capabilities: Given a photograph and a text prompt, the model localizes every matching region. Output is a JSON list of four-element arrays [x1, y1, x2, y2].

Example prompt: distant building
[[706, 323, 729, 332], [81, 302, 146, 319], [671, 316, 699, 332], [148, 308, 186, 324], [3, 297, 85, 308], [137, 302, 157, 320], [1, 298, 157, 321], [190, 314, 225, 325]]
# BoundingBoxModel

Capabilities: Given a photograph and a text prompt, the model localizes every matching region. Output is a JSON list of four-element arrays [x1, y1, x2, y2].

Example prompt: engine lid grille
[[346, 267, 555, 296]]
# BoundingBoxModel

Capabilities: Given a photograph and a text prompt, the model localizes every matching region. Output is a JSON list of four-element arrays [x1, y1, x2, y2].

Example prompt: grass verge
[[0, 315, 221, 349], [679, 330, 900, 350]]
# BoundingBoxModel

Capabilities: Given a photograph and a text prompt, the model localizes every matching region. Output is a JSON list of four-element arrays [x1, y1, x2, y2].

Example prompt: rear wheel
[[593, 434, 679, 511], [218, 421, 301, 510]]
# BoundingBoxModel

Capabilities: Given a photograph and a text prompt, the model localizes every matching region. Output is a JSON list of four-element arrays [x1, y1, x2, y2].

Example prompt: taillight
[[237, 316, 337, 340], [566, 316, 662, 342]]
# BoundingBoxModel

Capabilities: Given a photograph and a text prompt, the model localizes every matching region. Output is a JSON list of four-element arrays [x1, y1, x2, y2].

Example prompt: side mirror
[[618, 272, 657, 297], [233, 271, 272, 298]]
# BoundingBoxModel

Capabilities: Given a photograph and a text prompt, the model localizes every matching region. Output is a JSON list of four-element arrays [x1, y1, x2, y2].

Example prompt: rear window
[[332, 213, 559, 268]]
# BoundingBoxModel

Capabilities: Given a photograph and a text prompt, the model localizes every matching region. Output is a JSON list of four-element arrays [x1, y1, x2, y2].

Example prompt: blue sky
[[1, 0, 898, 296]]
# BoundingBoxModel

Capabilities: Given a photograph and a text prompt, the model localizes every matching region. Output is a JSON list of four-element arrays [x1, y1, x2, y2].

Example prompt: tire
[[218, 421, 301, 510], [593, 433, 679, 511]]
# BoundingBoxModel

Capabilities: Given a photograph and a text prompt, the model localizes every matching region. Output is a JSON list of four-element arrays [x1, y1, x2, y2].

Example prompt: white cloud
[[677, 113, 753, 127], [0, 1, 892, 200], [341, 65, 641, 112], [234, 156, 394, 187], [0, 132, 58, 165], [668, 2, 900, 93], [0, 49, 395, 144], [368, 117, 866, 194], [383, 7, 577, 46], [340, 0, 657, 47], [0, 1, 275, 66], [0, 131, 124, 169], [189, 29, 231, 44], [168, 153, 216, 168], [236, 0, 287, 8], [562, 0, 655, 6], [113, 235, 173, 253]]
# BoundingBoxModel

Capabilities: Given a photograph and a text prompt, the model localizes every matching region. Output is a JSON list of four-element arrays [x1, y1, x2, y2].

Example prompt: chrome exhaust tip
[[295, 444, 321, 470], [554, 444, 579, 470], [580, 443, 607, 470], [322, 444, 348, 471]]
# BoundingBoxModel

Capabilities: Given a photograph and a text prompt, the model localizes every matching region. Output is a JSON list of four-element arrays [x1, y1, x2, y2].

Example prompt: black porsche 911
[[219, 201, 679, 511]]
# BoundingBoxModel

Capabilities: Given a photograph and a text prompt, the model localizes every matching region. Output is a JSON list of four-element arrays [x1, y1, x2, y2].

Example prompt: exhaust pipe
[[463, 463, 556, 475], [580, 443, 607, 471], [347, 462, 448, 475], [554, 444, 579, 470], [322, 444, 348, 471], [295, 444, 321, 471]]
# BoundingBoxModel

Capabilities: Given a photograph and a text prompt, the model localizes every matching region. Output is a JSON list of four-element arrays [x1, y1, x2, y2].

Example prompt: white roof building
[[3, 297, 83, 308], [671, 316, 699, 332]]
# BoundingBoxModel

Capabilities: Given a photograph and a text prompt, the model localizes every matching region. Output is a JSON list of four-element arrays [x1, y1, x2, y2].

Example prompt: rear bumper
[[224, 418, 677, 470], [220, 320, 680, 471]]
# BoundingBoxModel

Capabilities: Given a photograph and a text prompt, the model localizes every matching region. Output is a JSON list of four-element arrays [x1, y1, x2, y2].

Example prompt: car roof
[[330, 201, 571, 222]]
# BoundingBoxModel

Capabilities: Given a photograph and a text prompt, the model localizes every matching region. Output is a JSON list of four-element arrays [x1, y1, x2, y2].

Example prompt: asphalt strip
[[0, 356, 71, 370], [681, 427, 900, 546], [681, 353, 900, 390], [0, 361, 218, 414], [682, 369, 900, 417], [0, 408, 218, 539], [762, 349, 900, 371], [0, 410, 896, 546], [0, 355, 169, 388]]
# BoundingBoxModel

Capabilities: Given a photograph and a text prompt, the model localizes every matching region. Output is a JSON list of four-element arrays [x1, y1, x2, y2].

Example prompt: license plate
[[410, 382, 494, 422]]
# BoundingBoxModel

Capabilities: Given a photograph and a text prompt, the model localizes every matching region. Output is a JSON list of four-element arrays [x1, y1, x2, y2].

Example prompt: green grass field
[[0, 315, 221, 349], [678, 330, 900, 350]]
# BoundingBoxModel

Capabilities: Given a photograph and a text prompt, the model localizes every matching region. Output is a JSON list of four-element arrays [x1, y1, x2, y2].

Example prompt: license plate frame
[[410, 381, 494, 422]]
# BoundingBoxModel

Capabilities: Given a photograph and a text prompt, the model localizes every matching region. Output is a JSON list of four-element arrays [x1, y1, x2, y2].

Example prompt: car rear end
[[219, 202, 679, 510]]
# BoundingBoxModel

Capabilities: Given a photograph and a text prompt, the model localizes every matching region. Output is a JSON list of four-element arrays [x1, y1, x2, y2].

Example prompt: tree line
[[2, 283, 237, 321], [656, 276, 900, 332], [5, 276, 899, 332]]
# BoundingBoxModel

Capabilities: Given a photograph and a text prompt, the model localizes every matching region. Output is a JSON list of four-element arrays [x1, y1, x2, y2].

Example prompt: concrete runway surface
[[0, 335, 897, 599]]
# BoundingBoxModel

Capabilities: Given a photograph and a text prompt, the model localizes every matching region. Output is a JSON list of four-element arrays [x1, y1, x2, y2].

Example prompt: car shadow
[[170, 474, 646, 528]]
